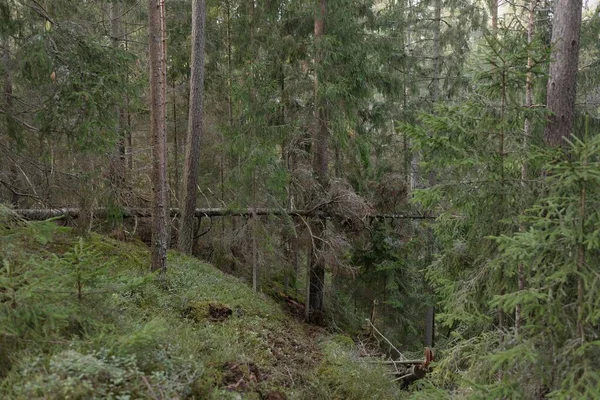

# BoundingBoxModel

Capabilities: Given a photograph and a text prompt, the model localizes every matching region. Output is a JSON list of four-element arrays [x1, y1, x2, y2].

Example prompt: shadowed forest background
[[1, 0, 600, 398]]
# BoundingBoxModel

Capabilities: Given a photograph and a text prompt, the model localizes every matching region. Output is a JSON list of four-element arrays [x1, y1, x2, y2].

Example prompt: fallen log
[[12, 207, 435, 221]]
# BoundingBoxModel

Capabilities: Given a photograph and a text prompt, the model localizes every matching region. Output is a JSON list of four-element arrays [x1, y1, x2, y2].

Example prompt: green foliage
[[315, 339, 400, 399], [349, 221, 430, 347], [404, 23, 548, 337], [484, 136, 600, 397], [1, 219, 406, 398]]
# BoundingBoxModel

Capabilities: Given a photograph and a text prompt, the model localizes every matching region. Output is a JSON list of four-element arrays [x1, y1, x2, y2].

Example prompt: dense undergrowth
[[0, 207, 403, 399]]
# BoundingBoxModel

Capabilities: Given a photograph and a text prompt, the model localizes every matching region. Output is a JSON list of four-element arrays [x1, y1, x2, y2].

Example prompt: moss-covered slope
[[0, 212, 401, 399]]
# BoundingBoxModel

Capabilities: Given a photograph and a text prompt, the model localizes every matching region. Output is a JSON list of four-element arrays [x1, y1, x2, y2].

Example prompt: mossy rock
[[329, 334, 355, 349], [183, 301, 233, 322]]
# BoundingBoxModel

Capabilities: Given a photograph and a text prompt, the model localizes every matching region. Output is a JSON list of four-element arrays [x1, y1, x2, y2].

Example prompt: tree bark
[[544, 0, 583, 146], [178, 0, 206, 254], [312, 0, 328, 187], [148, 0, 169, 274]]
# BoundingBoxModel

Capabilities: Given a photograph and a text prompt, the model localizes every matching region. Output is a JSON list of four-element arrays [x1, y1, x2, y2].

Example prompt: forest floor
[[0, 213, 404, 399]]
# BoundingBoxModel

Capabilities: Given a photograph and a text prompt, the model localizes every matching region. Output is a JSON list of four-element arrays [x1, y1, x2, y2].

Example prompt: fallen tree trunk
[[12, 207, 435, 220]]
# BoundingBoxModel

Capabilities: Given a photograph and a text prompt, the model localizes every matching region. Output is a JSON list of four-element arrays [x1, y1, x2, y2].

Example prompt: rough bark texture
[[178, 0, 206, 254], [308, 0, 328, 325], [312, 0, 328, 187], [148, 0, 169, 274], [544, 0, 583, 147]]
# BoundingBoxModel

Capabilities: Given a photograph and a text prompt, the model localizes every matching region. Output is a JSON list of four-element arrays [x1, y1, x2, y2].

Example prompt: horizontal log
[[368, 359, 425, 365], [11, 208, 435, 220]]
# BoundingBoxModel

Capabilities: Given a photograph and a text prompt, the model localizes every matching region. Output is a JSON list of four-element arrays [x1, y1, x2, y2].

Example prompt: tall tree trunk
[[125, 33, 133, 172], [226, 0, 233, 128], [577, 170, 586, 341], [173, 80, 179, 201], [3, 41, 19, 208], [111, 2, 126, 195], [489, 0, 498, 33], [148, 0, 169, 274], [401, 0, 411, 189], [498, 65, 507, 343], [431, 0, 441, 106], [179, 0, 206, 254], [223, 0, 233, 240], [308, 0, 328, 324], [516, 0, 537, 334], [544, 0, 583, 146]]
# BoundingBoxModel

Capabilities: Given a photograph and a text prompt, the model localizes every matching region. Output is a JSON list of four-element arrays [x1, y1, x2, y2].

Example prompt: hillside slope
[[0, 210, 402, 399]]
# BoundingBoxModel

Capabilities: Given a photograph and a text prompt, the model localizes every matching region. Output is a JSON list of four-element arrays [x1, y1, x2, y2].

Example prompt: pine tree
[[148, 0, 169, 274], [544, 0, 584, 146], [179, 0, 206, 255]]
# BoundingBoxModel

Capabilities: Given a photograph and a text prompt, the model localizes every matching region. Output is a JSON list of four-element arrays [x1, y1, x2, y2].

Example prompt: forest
[[1, 0, 600, 398]]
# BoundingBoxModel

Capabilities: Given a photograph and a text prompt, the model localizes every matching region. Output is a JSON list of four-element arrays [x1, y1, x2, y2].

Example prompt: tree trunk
[[3, 41, 19, 208], [148, 0, 169, 274], [489, 0, 498, 33], [178, 0, 206, 254], [226, 0, 233, 128], [125, 31, 133, 173], [432, 0, 441, 105], [111, 2, 126, 194], [308, 0, 328, 324], [173, 80, 180, 202], [516, 0, 537, 334], [544, 0, 583, 146]]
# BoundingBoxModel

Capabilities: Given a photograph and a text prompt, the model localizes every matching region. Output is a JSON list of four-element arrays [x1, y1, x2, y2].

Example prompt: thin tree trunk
[[179, 0, 206, 254], [280, 58, 296, 295], [577, 182, 585, 341], [148, 0, 169, 274], [252, 170, 258, 292], [516, 0, 537, 334], [308, 0, 328, 324], [432, 0, 441, 106], [489, 0, 498, 33], [576, 145, 587, 341], [226, 0, 233, 128], [3, 41, 19, 207], [111, 2, 126, 194], [125, 32, 133, 172], [223, 0, 233, 240], [173, 80, 180, 202], [402, 0, 411, 190], [498, 62, 507, 344], [312, 0, 328, 187], [544, 0, 583, 146]]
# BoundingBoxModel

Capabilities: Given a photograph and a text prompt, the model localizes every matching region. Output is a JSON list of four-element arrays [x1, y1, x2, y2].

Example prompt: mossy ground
[[0, 212, 404, 399]]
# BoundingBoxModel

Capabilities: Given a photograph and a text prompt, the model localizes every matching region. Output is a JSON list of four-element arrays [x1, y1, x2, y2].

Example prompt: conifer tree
[[544, 0, 583, 146], [179, 0, 206, 255], [148, 0, 169, 274]]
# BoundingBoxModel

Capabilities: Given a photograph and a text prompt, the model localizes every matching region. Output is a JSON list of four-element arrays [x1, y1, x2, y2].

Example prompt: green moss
[[0, 220, 404, 399], [315, 340, 401, 399]]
